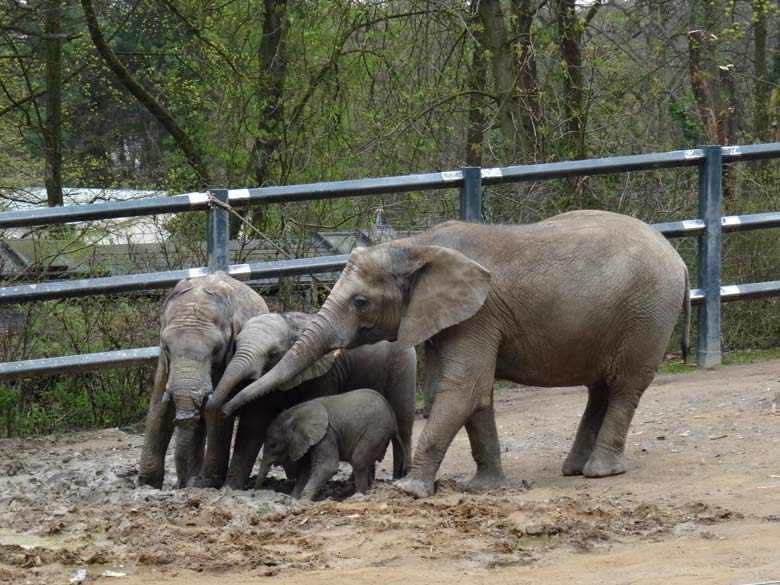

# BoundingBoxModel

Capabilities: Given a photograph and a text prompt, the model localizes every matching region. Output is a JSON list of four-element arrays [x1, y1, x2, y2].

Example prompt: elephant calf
[[256, 389, 401, 500]]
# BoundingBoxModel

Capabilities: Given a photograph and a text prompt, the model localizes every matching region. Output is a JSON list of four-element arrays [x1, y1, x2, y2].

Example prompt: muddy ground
[[1, 360, 779, 585]]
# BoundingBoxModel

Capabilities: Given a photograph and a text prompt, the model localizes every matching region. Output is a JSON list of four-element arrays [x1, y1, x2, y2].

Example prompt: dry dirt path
[[1, 360, 779, 584]]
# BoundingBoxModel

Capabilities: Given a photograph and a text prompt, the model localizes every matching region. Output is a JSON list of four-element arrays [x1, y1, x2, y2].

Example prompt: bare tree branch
[[80, 0, 211, 187]]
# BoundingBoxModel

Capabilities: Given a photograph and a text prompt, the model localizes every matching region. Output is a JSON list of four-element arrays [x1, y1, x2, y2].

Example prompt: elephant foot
[[188, 473, 223, 489], [226, 470, 252, 490], [226, 477, 248, 490], [583, 450, 626, 478], [136, 472, 163, 490], [395, 475, 435, 499], [561, 451, 590, 476], [466, 469, 507, 493]]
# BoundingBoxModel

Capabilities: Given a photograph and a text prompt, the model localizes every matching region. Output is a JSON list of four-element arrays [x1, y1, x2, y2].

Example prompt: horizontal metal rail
[[653, 211, 780, 238], [229, 171, 466, 204], [482, 149, 704, 185], [721, 143, 780, 162], [690, 280, 780, 303], [0, 192, 210, 228], [0, 347, 159, 382], [0, 255, 350, 304]]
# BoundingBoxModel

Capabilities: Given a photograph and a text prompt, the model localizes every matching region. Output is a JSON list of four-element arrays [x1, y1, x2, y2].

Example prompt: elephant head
[[255, 401, 329, 487], [207, 312, 337, 410], [218, 242, 490, 417]]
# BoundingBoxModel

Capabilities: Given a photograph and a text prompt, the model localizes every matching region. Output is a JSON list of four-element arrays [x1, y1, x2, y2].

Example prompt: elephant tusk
[[333, 348, 343, 359]]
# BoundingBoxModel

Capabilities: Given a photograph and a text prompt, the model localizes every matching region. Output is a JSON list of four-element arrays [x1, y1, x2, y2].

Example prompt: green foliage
[[0, 369, 151, 437], [668, 96, 703, 146]]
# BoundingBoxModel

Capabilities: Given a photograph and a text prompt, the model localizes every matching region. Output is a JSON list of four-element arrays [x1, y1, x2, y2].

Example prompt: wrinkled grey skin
[[200, 312, 415, 489], [137, 272, 267, 489], [216, 211, 691, 499], [256, 389, 402, 500]]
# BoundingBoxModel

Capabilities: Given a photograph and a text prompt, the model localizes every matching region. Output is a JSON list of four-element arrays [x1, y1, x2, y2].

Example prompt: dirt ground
[[1, 360, 779, 585]]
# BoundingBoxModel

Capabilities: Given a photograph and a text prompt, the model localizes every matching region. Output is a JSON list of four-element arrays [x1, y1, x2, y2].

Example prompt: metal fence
[[2, 142, 780, 381]]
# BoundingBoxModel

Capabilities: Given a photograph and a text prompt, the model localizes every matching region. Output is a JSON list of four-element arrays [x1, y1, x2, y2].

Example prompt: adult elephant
[[213, 211, 690, 498], [137, 272, 268, 489], [199, 312, 416, 489]]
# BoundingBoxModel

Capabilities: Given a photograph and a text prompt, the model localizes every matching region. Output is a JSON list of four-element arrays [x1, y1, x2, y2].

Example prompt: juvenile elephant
[[257, 389, 402, 500], [214, 211, 691, 498], [137, 272, 268, 489], [200, 312, 416, 489]]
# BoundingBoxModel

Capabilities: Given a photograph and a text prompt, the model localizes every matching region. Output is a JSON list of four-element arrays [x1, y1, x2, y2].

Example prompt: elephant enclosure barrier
[[2, 142, 780, 382]]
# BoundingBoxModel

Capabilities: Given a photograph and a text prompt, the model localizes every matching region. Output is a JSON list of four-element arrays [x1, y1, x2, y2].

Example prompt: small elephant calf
[[256, 389, 402, 500]]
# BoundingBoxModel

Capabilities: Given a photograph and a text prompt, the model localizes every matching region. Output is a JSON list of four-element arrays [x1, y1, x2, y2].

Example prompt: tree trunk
[[511, 0, 543, 162], [252, 0, 288, 188], [754, 0, 769, 141], [241, 0, 289, 235], [478, 0, 522, 162], [80, 0, 211, 188], [465, 2, 486, 167], [688, 30, 736, 202], [688, 30, 727, 145], [557, 0, 585, 159], [43, 0, 63, 209]]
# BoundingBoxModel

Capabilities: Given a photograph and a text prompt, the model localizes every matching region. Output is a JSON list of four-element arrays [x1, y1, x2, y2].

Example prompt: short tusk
[[333, 349, 343, 359]]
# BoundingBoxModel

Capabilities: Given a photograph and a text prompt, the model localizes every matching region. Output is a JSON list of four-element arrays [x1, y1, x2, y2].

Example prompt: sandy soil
[[1, 360, 779, 585]]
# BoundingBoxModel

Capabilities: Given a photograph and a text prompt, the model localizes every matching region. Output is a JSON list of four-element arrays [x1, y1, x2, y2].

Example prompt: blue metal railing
[[2, 142, 780, 380]]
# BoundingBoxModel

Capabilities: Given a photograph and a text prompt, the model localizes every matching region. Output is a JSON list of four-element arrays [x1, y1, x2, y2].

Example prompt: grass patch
[[659, 348, 780, 374]]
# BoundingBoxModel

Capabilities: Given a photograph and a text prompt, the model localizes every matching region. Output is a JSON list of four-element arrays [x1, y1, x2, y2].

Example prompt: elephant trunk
[[255, 457, 272, 488], [174, 424, 196, 488], [170, 364, 212, 425], [169, 365, 212, 487], [221, 311, 342, 417], [209, 348, 262, 410]]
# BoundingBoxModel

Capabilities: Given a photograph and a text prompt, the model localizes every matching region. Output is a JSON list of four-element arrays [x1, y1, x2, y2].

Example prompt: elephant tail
[[681, 270, 691, 363]]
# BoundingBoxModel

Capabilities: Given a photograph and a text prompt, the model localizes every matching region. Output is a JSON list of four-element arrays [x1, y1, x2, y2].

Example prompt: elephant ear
[[288, 401, 329, 461], [277, 352, 337, 392], [397, 245, 491, 348], [151, 347, 170, 404], [162, 279, 193, 310]]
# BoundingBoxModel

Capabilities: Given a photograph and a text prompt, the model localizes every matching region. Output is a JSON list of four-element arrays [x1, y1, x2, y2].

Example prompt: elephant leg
[[186, 419, 206, 483], [198, 412, 235, 488], [138, 393, 175, 489], [396, 390, 470, 498], [290, 459, 311, 498], [299, 438, 340, 501], [386, 356, 416, 479], [583, 372, 654, 478], [422, 339, 440, 418], [562, 381, 609, 476], [397, 334, 498, 499], [353, 466, 371, 494], [464, 398, 506, 493], [281, 461, 300, 483], [174, 423, 201, 488], [226, 407, 270, 490]]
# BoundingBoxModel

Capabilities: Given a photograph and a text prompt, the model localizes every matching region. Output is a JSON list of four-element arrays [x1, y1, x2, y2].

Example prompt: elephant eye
[[352, 295, 368, 311]]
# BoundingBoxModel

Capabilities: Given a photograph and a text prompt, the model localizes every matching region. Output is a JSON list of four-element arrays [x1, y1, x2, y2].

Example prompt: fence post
[[459, 166, 482, 222], [696, 145, 723, 367], [207, 189, 230, 273]]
